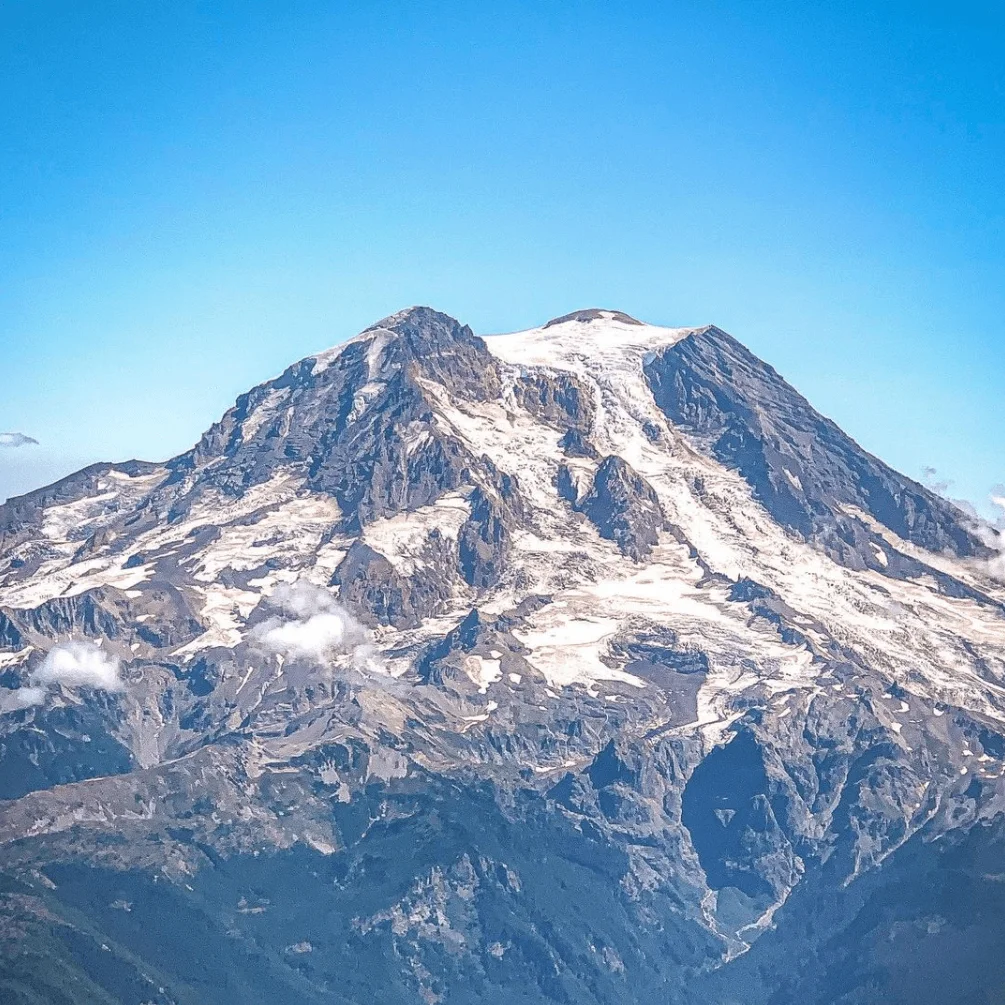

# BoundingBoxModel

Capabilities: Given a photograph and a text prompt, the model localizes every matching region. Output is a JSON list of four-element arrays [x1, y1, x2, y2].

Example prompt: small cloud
[[923, 471, 1005, 584], [257, 612, 363, 660], [964, 489, 1005, 583], [0, 432, 39, 448], [14, 641, 124, 705], [990, 487, 1005, 531], [985, 493, 1005, 581], [13, 686, 46, 707], [252, 582, 385, 673], [33, 641, 123, 690], [921, 466, 953, 497]]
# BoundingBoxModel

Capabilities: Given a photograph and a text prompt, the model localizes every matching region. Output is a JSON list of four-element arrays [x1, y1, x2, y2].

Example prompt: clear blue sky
[[2, 1, 1003, 514]]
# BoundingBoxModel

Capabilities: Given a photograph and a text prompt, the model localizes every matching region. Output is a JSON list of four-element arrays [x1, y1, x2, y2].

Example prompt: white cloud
[[351, 642, 387, 676], [0, 432, 39, 448], [991, 491, 1005, 531], [267, 582, 345, 621], [257, 611, 364, 660], [921, 465, 953, 497], [30, 641, 123, 692], [252, 582, 385, 673], [12, 640, 124, 707], [13, 685, 46, 707], [922, 470, 1005, 584], [966, 489, 1005, 583], [984, 494, 1005, 582]]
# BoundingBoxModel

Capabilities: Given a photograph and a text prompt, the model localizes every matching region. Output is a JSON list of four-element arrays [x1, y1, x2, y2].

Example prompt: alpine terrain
[[3, 306, 1005, 1005]]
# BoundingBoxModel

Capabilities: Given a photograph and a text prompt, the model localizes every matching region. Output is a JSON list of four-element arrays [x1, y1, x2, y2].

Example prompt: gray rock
[[513, 370, 595, 435], [333, 539, 453, 628], [577, 455, 666, 560]]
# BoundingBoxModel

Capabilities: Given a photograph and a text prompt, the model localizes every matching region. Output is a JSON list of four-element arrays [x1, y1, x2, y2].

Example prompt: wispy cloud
[[922, 468, 1005, 583], [982, 490, 1005, 582], [14, 686, 47, 708], [252, 582, 385, 673], [15, 641, 123, 706], [921, 465, 953, 497], [990, 487, 1005, 532], [0, 432, 39, 448], [958, 487, 1005, 583]]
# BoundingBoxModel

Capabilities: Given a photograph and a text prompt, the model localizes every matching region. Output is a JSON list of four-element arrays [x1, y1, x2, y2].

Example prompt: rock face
[[643, 326, 989, 572], [577, 455, 666, 560], [1, 307, 1005, 1005]]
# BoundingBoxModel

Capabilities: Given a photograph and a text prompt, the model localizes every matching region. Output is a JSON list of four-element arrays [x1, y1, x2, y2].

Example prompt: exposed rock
[[558, 427, 599, 459], [0, 611, 25, 649], [333, 539, 453, 628], [545, 308, 643, 327], [458, 489, 510, 589], [513, 370, 595, 435], [577, 455, 666, 560]]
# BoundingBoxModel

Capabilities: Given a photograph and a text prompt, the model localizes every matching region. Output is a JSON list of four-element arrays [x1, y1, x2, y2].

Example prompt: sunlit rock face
[[2, 306, 1005, 1005]]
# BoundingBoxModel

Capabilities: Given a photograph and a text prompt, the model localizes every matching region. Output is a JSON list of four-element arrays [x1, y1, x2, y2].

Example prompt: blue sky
[[2, 1, 1003, 514]]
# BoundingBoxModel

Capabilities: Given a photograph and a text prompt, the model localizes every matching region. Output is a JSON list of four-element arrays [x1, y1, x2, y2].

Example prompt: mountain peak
[[363, 304, 463, 338], [486, 311, 701, 369], [308, 305, 475, 378], [544, 308, 644, 328], [5, 301, 1005, 1005]]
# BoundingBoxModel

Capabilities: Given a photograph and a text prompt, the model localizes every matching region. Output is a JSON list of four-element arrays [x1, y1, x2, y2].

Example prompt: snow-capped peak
[[486, 310, 705, 370], [3, 304, 1005, 1001]]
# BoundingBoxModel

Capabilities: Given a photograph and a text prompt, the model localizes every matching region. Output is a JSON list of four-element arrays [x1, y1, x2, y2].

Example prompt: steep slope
[[1, 307, 1004, 1005], [643, 324, 990, 574]]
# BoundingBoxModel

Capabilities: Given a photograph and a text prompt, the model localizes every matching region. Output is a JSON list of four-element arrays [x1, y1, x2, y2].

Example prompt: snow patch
[[463, 655, 502, 694]]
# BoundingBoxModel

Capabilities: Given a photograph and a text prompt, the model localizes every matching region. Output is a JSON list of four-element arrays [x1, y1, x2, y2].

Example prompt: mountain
[[1, 306, 1004, 1005]]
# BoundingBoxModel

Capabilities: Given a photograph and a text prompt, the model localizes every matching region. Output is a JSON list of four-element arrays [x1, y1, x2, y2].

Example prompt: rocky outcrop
[[0, 610, 25, 649], [0, 700, 134, 800], [513, 370, 595, 436], [4, 587, 204, 650], [0, 460, 160, 557], [577, 455, 666, 560], [332, 539, 454, 628], [458, 489, 510, 589], [165, 308, 506, 532]]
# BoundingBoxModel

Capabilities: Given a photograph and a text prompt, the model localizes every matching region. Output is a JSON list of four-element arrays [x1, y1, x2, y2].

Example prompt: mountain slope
[[1, 306, 1005, 1005]]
